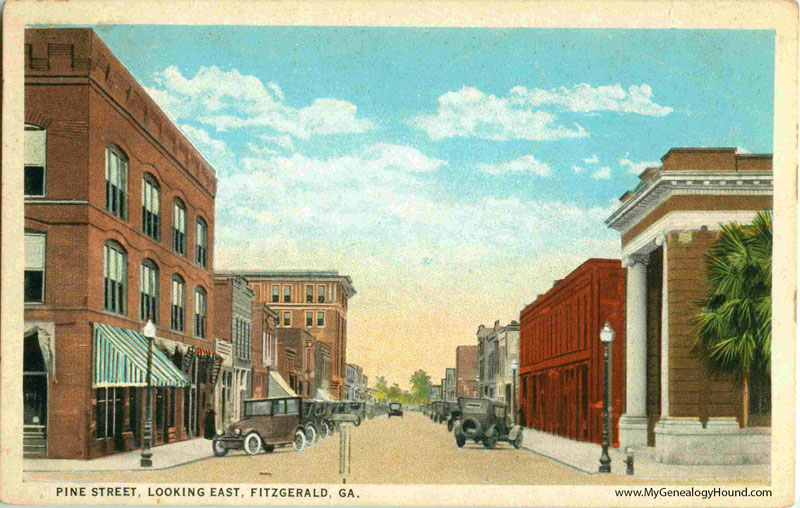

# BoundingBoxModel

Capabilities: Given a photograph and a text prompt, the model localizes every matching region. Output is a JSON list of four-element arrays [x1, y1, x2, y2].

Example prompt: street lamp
[[598, 321, 615, 473], [509, 360, 519, 424], [140, 318, 156, 468]]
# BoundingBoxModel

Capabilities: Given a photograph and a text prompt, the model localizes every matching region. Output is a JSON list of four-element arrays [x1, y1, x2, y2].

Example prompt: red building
[[455, 345, 478, 398], [519, 259, 625, 446], [23, 28, 218, 459]]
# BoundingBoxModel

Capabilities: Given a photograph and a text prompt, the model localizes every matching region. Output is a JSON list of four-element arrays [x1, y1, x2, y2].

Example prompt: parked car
[[431, 400, 446, 423], [329, 401, 362, 427], [388, 402, 403, 418], [302, 400, 333, 443], [453, 397, 523, 449], [212, 397, 307, 456], [444, 401, 461, 432]]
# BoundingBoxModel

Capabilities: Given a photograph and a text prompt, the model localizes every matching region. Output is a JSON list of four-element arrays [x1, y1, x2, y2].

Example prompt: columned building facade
[[607, 147, 772, 464]]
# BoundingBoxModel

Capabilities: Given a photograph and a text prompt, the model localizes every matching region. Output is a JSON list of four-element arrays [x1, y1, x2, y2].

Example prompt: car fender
[[453, 420, 463, 436], [485, 424, 497, 439], [508, 425, 523, 441]]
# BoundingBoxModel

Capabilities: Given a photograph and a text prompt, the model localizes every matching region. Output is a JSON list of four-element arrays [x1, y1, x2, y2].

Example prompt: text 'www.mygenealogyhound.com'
[[614, 487, 772, 500]]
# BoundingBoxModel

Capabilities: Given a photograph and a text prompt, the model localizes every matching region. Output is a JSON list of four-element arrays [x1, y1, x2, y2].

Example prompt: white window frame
[[24, 232, 46, 304], [305, 311, 313, 327], [317, 310, 325, 328], [105, 145, 129, 219], [24, 124, 46, 197]]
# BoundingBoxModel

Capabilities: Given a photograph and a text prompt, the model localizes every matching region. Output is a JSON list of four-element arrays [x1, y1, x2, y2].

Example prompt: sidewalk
[[521, 428, 770, 481], [24, 438, 215, 472]]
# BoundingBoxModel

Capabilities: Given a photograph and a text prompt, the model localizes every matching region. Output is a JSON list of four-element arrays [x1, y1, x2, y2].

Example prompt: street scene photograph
[[5, 4, 795, 504]]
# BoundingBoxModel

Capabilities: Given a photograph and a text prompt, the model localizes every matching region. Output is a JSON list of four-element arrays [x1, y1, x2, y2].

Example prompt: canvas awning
[[93, 322, 191, 388], [267, 370, 296, 398]]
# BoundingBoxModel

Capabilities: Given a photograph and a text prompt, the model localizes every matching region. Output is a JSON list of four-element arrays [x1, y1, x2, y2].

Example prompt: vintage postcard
[[1, 0, 797, 506]]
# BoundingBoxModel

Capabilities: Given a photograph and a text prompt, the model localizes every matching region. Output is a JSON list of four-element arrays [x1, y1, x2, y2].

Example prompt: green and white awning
[[93, 322, 191, 388], [267, 370, 296, 398]]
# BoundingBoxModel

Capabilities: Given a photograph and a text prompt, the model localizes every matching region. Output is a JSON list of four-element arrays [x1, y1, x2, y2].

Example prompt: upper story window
[[194, 286, 207, 338], [283, 285, 291, 303], [305, 285, 313, 303], [317, 311, 325, 328], [172, 199, 186, 256], [305, 311, 313, 327], [317, 285, 326, 303], [170, 275, 185, 332], [103, 241, 127, 314], [271, 285, 279, 303], [283, 311, 291, 327], [24, 125, 46, 197], [106, 145, 129, 220], [195, 217, 208, 268], [24, 232, 46, 303], [140, 259, 159, 323], [141, 174, 160, 240]]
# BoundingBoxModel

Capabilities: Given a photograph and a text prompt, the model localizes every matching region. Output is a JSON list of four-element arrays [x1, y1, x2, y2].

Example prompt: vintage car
[[301, 400, 333, 443], [431, 400, 445, 423], [329, 401, 363, 427], [453, 397, 523, 449], [388, 402, 403, 418], [212, 397, 307, 456], [444, 401, 461, 432]]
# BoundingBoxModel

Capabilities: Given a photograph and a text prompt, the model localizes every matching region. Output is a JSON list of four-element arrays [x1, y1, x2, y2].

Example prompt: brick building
[[606, 147, 772, 464], [276, 328, 306, 396], [455, 345, 478, 398], [23, 28, 218, 459], [519, 259, 626, 446], [250, 301, 278, 399], [215, 270, 356, 399]]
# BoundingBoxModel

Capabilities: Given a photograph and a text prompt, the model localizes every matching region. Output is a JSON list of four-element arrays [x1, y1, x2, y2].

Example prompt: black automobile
[[444, 401, 461, 432], [388, 402, 403, 418], [301, 400, 333, 443], [431, 400, 445, 423], [453, 397, 523, 449]]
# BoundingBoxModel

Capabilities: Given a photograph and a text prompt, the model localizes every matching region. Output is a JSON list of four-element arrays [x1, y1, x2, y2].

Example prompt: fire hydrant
[[624, 447, 634, 475]]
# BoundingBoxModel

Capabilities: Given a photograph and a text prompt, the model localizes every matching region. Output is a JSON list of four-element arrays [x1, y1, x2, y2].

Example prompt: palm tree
[[695, 210, 771, 427]]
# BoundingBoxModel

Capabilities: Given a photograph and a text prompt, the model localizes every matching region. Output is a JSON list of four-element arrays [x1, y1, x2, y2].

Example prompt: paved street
[[24, 412, 765, 486]]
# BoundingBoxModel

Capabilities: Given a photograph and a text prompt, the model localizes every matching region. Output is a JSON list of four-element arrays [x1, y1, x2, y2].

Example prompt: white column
[[658, 234, 670, 417], [618, 254, 649, 448]]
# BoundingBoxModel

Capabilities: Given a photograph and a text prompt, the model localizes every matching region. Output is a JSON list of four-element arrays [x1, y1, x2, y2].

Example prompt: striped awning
[[93, 322, 191, 388], [268, 370, 297, 398]]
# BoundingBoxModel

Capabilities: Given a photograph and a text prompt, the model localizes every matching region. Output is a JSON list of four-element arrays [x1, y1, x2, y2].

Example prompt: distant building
[[313, 340, 332, 399], [607, 147, 772, 464], [444, 368, 457, 401], [217, 270, 356, 399], [277, 328, 313, 397], [250, 301, 278, 399], [476, 324, 495, 398], [345, 363, 363, 400], [431, 385, 442, 401], [456, 345, 478, 398]]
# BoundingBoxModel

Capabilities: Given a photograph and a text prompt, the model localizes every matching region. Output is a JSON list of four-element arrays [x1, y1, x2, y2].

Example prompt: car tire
[[321, 421, 331, 438], [243, 432, 262, 456], [482, 436, 496, 449], [305, 424, 317, 446], [456, 434, 466, 448], [292, 429, 307, 452], [212, 439, 229, 457], [461, 417, 481, 439], [354, 417, 361, 427], [513, 432, 523, 449], [447, 420, 454, 432]]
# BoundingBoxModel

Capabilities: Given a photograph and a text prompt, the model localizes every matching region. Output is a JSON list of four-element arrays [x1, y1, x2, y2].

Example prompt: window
[[141, 174, 160, 240], [272, 399, 287, 415], [271, 285, 279, 303], [283, 311, 291, 327], [172, 199, 186, 255], [317, 285, 325, 303], [24, 124, 46, 196], [306, 285, 313, 303], [140, 259, 159, 322], [283, 285, 291, 303], [171, 275, 185, 332], [195, 217, 207, 268], [317, 311, 325, 328], [103, 241, 127, 314], [105, 146, 128, 219], [194, 287, 207, 338], [95, 387, 122, 440], [305, 311, 313, 327], [24, 232, 45, 303]]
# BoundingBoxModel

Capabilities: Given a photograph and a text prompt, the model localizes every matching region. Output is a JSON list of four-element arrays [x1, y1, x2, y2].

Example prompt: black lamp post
[[140, 319, 156, 468], [598, 321, 615, 473]]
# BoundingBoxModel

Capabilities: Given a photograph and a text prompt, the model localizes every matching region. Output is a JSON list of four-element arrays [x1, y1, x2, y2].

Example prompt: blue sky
[[86, 26, 774, 387]]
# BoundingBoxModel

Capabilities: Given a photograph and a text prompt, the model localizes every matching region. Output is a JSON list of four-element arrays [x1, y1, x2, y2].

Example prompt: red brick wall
[[456, 345, 478, 397]]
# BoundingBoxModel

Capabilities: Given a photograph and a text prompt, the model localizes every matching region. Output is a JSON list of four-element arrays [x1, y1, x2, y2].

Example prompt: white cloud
[[412, 86, 588, 141], [583, 154, 599, 164], [145, 65, 375, 139], [477, 155, 552, 177], [592, 166, 612, 180], [510, 83, 673, 116], [619, 156, 660, 175], [572, 166, 583, 174]]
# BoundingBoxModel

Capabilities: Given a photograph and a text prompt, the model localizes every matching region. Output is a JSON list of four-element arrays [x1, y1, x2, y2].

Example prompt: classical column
[[618, 253, 649, 448]]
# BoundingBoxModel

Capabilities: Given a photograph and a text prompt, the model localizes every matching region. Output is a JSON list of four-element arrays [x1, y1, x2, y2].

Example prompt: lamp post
[[598, 321, 615, 473], [510, 360, 519, 424], [140, 319, 156, 468]]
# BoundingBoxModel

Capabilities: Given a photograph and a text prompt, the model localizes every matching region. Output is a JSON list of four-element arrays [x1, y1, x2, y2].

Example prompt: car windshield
[[349, 403, 362, 410], [390, 403, 400, 409]]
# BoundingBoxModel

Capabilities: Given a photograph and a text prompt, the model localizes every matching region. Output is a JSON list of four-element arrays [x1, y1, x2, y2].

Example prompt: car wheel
[[513, 432, 523, 449], [292, 429, 307, 452], [212, 439, 229, 457], [447, 420, 454, 432], [305, 424, 317, 446], [482, 436, 496, 449], [354, 417, 361, 427], [456, 434, 466, 448], [461, 417, 481, 439], [243, 432, 262, 456], [321, 421, 331, 438]]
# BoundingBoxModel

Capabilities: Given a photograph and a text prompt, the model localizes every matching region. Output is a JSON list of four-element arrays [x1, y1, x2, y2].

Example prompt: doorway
[[23, 332, 48, 457]]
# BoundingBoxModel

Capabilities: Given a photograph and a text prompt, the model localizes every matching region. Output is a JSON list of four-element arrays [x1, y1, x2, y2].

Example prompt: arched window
[[140, 259, 159, 322], [195, 217, 207, 268], [172, 199, 186, 256], [24, 124, 46, 197], [194, 286, 207, 338], [106, 145, 129, 219], [141, 174, 161, 240], [103, 241, 127, 314], [170, 274, 185, 332]]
